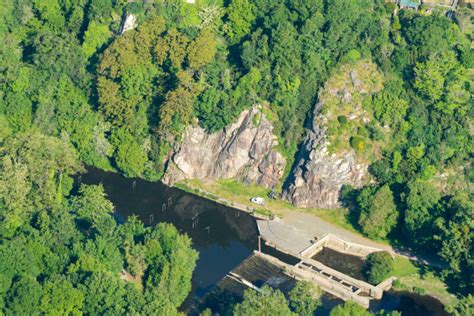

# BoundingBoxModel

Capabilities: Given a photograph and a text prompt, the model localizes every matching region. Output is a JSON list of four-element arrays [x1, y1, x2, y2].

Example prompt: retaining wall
[[300, 234, 384, 258]]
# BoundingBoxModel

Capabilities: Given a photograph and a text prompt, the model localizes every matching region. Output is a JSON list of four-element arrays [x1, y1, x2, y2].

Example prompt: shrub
[[340, 49, 362, 64], [367, 123, 384, 141], [350, 136, 365, 151], [392, 279, 403, 290], [357, 126, 370, 138], [233, 285, 293, 316], [337, 115, 348, 126], [330, 301, 371, 316], [447, 294, 474, 316], [365, 251, 393, 285], [414, 287, 426, 295]]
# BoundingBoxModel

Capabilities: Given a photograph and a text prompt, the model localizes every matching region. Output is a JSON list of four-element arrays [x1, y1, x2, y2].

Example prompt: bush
[[391, 279, 411, 292], [350, 136, 365, 151], [446, 294, 474, 316], [340, 49, 362, 64], [337, 115, 348, 126], [357, 126, 370, 138], [413, 287, 426, 295], [233, 285, 293, 316], [367, 123, 384, 141], [365, 251, 393, 285]]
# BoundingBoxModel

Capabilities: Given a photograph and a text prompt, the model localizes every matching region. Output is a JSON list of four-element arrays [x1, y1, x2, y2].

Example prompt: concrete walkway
[[257, 212, 391, 255], [173, 180, 445, 268], [257, 211, 446, 268]]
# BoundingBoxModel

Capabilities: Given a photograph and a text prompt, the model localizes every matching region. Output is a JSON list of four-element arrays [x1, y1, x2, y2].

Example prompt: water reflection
[[79, 167, 258, 305], [78, 168, 450, 316]]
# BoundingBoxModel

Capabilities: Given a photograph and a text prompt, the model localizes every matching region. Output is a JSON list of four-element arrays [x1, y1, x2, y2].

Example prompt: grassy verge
[[175, 178, 299, 218], [174, 178, 457, 307], [311, 208, 394, 247], [314, 208, 361, 235], [389, 256, 457, 307], [391, 256, 419, 277]]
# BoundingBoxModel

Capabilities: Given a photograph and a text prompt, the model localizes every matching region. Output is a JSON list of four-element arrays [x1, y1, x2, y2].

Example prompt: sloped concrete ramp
[[257, 212, 387, 256]]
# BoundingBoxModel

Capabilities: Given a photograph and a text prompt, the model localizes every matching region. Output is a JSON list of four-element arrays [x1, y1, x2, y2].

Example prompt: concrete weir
[[256, 218, 396, 308], [257, 251, 395, 308]]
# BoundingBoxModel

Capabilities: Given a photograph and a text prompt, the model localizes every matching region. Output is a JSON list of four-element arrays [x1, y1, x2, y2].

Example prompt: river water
[[78, 168, 450, 316]]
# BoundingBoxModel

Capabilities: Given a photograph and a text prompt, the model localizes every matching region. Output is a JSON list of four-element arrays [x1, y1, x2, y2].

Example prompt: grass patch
[[254, 208, 273, 218], [314, 208, 399, 246], [219, 179, 267, 196], [175, 178, 300, 218], [315, 208, 360, 234], [390, 256, 457, 307], [391, 256, 419, 277]]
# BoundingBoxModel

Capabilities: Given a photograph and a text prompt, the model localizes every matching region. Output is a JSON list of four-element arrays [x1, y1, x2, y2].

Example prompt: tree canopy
[[0, 0, 472, 313]]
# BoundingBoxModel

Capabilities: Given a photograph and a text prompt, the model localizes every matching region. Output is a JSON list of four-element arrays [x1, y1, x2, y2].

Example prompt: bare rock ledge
[[281, 102, 367, 208], [163, 107, 286, 189]]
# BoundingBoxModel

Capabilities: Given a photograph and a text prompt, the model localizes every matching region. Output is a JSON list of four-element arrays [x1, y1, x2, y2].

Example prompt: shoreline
[[171, 181, 275, 220], [79, 167, 457, 308], [168, 178, 455, 309]]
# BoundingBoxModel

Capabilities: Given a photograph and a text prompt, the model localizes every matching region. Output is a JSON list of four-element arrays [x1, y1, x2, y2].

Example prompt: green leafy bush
[[350, 136, 366, 151], [288, 281, 321, 316], [330, 301, 372, 316], [233, 285, 294, 316], [337, 115, 348, 126], [364, 251, 393, 285]]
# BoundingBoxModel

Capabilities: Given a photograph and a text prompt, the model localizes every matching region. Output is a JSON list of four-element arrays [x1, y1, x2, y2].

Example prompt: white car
[[250, 197, 265, 205]]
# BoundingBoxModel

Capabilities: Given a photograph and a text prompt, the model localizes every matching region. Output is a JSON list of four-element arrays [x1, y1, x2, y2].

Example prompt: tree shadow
[[338, 184, 362, 230]]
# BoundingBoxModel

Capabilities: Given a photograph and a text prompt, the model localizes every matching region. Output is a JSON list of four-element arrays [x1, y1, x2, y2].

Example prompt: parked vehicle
[[250, 197, 265, 205]]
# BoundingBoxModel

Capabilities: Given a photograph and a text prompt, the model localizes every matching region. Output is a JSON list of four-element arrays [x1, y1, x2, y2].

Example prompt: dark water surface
[[79, 168, 259, 308], [372, 291, 450, 316], [79, 168, 450, 316], [312, 247, 367, 282]]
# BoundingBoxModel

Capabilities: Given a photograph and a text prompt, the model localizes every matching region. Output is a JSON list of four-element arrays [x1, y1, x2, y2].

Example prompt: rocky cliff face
[[120, 14, 137, 34], [282, 61, 382, 208], [163, 107, 285, 188], [281, 102, 368, 208]]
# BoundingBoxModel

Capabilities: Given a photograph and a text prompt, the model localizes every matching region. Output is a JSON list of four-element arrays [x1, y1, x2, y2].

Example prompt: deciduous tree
[[357, 185, 398, 239]]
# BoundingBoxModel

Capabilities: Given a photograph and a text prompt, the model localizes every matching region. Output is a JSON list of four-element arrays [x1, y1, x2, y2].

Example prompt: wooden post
[[258, 236, 261, 253]]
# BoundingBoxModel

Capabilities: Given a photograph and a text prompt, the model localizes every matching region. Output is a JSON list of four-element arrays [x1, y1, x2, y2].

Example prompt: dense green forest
[[0, 0, 472, 314]]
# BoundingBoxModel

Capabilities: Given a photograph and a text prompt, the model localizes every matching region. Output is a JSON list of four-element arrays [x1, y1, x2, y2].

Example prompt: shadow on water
[[77, 168, 450, 316], [371, 291, 450, 316]]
